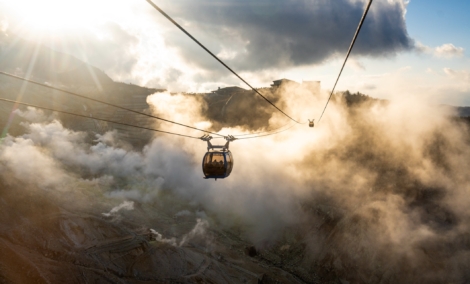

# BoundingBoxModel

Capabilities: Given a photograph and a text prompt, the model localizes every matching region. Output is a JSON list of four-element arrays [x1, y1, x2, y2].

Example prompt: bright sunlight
[[4, 0, 117, 33]]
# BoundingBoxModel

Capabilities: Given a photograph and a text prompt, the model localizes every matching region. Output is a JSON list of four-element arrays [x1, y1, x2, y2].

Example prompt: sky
[[0, 0, 469, 106]]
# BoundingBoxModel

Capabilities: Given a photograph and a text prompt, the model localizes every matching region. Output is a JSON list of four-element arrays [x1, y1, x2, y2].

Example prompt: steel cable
[[317, 0, 374, 123], [0, 97, 200, 139], [145, 0, 303, 124], [234, 123, 298, 140], [0, 71, 224, 137]]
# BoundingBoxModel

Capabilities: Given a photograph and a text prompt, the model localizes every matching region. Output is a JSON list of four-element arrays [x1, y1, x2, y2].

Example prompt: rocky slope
[[0, 176, 319, 283]]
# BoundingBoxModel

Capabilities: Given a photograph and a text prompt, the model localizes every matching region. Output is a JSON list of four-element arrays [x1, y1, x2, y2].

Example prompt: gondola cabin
[[309, 119, 315, 128], [201, 135, 235, 180], [202, 151, 233, 179]]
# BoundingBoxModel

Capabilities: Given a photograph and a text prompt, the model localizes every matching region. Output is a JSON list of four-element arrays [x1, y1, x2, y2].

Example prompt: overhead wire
[[204, 121, 297, 140], [231, 122, 297, 138], [0, 97, 201, 139], [0, 71, 298, 138], [234, 123, 298, 140], [317, 0, 374, 123], [1, 0, 356, 143], [0, 71, 225, 137], [145, 0, 303, 125], [209, 92, 296, 138]]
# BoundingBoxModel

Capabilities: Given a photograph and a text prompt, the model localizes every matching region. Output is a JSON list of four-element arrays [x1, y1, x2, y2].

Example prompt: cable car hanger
[[200, 134, 235, 151]]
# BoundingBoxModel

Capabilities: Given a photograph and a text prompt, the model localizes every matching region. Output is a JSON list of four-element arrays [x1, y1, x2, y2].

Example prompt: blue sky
[[407, 0, 470, 49], [1, 0, 469, 105], [326, 0, 470, 105]]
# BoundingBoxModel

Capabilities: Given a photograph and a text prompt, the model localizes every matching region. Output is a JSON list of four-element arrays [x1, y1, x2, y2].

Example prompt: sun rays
[[4, 0, 116, 34]]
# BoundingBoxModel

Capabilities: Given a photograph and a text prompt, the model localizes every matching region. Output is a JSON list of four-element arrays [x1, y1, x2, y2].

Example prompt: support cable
[[0, 97, 200, 139], [317, 0, 373, 123], [0, 71, 225, 137], [231, 122, 297, 138], [0, 72, 298, 141], [234, 123, 297, 140], [145, 0, 302, 124]]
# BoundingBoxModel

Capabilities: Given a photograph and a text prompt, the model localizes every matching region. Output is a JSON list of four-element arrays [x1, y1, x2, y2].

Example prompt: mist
[[1, 83, 470, 282]]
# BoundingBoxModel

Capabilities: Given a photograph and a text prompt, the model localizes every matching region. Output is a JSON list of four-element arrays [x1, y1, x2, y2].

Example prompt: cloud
[[174, 210, 192, 217], [0, 19, 138, 82], [150, 219, 210, 247], [0, 0, 416, 92], [150, 229, 177, 246], [434, 43, 465, 58], [399, 66, 412, 72], [0, 134, 71, 189], [2, 85, 470, 281], [358, 82, 376, 90], [14, 107, 56, 123], [0, 19, 7, 32], [416, 42, 465, 59], [179, 218, 210, 247], [44, 23, 139, 80], [349, 58, 366, 71], [159, 0, 413, 72], [444, 68, 470, 83], [415, 41, 432, 54], [443, 68, 470, 94], [106, 177, 165, 203], [102, 200, 134, 217]]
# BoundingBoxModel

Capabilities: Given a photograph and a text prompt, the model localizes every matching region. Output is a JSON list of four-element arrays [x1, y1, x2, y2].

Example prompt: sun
[[4, 0, 116, 33]]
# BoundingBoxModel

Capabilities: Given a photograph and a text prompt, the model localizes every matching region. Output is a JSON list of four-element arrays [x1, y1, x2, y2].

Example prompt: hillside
[[0, 33, 165, 147]]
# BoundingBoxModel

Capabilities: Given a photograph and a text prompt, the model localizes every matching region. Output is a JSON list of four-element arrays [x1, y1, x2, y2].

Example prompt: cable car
[[201, 135, 235, 180], [309, 119, 315, 128]]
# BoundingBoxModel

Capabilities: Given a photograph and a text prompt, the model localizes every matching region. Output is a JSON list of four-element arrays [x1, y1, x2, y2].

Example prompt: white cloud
[[0, 135, 71, 189], [349, 58, 366, 71], [434, 43, 464, 58], [399, 66, 412, 72], [102, 201, 135, 217], [443, 68, 470, 82], [14, 107, 56, 123], [358, 82, 376, 90], [0, 19, 7, 32], [416, 42, 464, 59], [150, 219, 210, 247], [415, 41, 433, 54]]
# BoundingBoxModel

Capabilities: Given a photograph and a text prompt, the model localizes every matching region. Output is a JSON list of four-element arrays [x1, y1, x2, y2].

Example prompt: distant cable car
[[201, 135, 235, 180], [309, 119, 315, 128]]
